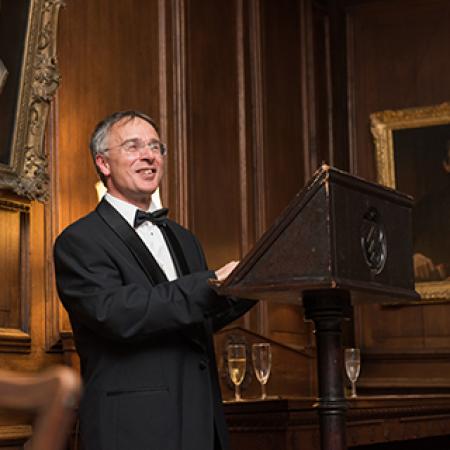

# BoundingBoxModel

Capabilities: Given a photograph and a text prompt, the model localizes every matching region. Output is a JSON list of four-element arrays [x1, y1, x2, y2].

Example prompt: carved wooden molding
[[0, 0, 65, 201], [0, 197, 30, 213], [43, 102, 62, 351], [0, 425, 31, 446], [225, 396, 450, 447], [360, 377, 450, 390], [0, 328, 31, 354], [0, 197, 31, 353], [362, 350, 450, 360]]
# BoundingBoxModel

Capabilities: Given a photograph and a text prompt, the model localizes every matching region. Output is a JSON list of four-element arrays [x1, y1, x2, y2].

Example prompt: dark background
[[394, 123, 450, 202], [0, 0, 31, 165]]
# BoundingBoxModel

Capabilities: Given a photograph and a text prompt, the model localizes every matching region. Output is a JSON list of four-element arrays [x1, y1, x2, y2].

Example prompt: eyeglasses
[[102, 139, 167, 156]]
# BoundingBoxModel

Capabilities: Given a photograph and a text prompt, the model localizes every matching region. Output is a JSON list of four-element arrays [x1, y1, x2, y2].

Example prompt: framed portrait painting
[[370, 103, 450, 300], [0, 0, 63, 201]]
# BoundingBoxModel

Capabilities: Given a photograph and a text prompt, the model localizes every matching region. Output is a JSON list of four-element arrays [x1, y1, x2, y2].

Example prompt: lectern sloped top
[[216, 164, 418, 303]]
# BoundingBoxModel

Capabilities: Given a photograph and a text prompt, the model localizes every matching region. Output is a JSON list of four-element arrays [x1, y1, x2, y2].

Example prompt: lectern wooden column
[[215, 165, 418, 450]]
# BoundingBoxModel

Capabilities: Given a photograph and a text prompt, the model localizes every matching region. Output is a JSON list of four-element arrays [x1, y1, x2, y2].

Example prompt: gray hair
[[90, 110, 159, 184]]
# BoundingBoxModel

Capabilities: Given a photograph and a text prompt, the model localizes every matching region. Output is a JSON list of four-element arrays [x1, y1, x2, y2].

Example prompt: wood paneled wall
[[347, 0, 450, 178], [345, 0, 450, 391]]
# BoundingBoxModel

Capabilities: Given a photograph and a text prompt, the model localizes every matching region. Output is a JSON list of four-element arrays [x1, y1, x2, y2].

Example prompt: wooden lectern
[[215, 165, 418, 450]]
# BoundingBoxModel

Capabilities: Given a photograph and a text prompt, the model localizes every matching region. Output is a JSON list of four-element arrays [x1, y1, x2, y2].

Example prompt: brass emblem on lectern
[[360, 207, 387, 274]]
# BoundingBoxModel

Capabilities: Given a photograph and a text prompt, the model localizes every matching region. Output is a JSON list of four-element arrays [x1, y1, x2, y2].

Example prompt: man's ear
[[96, 153, 111, 177]]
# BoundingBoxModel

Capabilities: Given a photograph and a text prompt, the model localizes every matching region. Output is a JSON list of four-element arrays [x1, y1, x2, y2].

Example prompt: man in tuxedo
[[53, 110, 255, 450]]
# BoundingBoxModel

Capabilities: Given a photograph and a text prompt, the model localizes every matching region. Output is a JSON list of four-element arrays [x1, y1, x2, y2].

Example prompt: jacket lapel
[[163, 222, 191, 276], [96, 199, 207, 352], [164, 221, 208, 352], [96, 199, 167, 285]]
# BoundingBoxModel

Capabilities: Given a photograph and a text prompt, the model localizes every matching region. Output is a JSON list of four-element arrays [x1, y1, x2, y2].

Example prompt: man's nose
[[138, 145, 156, 159]]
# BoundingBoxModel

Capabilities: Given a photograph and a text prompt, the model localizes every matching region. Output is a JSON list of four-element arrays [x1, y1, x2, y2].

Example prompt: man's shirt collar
[[104, 193, 158, 228]]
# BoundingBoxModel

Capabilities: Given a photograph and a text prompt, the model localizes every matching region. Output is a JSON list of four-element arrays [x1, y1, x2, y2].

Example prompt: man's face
[[96, 117, 165, 208]]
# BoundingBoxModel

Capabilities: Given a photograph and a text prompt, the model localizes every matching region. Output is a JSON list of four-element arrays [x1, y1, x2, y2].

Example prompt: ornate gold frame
[[370, 102, 450, 301], [0, 0, 64, 201]]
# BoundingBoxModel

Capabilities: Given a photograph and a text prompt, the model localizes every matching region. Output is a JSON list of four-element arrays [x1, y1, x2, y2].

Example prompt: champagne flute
[[252, 343, 272, 400], [344, 348, 361, 398], [227, 344, 246, 401]]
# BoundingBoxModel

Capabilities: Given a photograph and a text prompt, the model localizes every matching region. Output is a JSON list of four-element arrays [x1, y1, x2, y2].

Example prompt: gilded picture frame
[[0, 0, 64, 201], [370, 102, 450, 301]]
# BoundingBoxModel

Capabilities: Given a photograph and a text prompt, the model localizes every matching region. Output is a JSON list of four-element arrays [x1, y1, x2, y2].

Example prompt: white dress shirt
[[104, 193, 178, 281]]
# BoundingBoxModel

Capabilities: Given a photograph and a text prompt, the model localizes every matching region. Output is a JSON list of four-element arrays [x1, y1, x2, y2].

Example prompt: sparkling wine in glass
[[345, 348, 361, 398], [227, 344, 246, 401], [252, 343, 272, 400]]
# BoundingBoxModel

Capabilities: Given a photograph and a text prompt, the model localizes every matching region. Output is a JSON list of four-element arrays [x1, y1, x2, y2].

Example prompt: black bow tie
[[134, 208, 169, 228]]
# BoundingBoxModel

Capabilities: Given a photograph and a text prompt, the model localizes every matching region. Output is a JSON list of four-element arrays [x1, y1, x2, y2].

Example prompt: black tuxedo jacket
[[54, 199, 255, 450]]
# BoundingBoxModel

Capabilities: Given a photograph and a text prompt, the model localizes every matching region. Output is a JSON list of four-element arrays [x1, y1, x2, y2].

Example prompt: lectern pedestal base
[[303, 290, 352, 450]]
